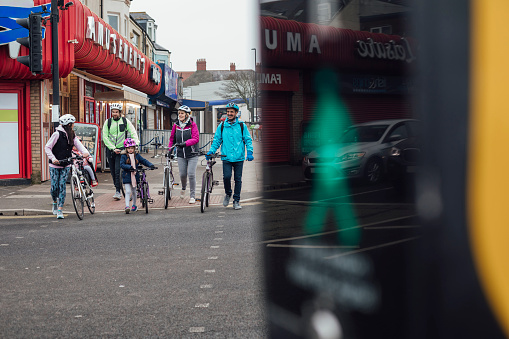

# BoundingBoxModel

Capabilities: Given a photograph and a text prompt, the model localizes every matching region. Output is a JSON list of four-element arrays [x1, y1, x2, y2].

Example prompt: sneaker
[[180, 190, 185, 199], [56, 210, 64, 219], [91, 180, 98, 187], [125, 207, 130, 214], [223, 195, 231, 207], [189, 198, 196, 204], [52, 203, 58, 215], [113, 191, 122, 200], [233, 201, 242, 210], [131, 205, 138, 212]]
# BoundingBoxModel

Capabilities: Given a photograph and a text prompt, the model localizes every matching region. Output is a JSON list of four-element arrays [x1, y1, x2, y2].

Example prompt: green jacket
[[102, 117, 139, 150]]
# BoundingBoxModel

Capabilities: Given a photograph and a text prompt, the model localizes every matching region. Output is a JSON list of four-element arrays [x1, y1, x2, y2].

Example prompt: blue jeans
[[222, 161, 244, 202]]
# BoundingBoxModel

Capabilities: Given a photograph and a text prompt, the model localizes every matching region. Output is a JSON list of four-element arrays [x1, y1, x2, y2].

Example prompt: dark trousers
[[108, 151, 122, 191], [222, 161, 244, 202]]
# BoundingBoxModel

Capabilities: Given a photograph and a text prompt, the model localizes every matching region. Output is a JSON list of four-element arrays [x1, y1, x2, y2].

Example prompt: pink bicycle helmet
[[124, 138, 137, 148]]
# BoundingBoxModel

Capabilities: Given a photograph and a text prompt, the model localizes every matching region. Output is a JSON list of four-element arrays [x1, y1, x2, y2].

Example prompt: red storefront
[[0, 0, 161, 182], [260, 16, 415, 163]]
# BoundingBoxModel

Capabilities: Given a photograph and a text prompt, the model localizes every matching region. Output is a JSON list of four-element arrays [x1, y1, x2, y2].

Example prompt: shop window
[[132, 32, 140, 48], [85, 82, 94, 98], [370, 25, 392, 34], [108, 14, 119, 32]]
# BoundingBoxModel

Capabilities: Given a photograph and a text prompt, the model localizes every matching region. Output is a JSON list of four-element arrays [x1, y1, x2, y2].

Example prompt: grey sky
[[129, 0, 260, 72]]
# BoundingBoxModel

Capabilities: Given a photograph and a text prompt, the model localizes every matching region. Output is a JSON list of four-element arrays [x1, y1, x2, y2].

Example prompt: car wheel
[[365, 158, 383, 184]]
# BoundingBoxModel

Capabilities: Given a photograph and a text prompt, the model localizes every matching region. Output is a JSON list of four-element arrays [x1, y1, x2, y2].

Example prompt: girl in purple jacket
[[169, 105, 200, 204]]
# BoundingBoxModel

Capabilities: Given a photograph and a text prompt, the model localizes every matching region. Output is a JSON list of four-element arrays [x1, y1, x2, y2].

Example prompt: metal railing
[[140, 129, 215, 156]]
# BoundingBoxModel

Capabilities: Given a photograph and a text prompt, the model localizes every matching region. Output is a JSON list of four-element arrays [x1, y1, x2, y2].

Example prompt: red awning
[[0, 0, 161, 96]]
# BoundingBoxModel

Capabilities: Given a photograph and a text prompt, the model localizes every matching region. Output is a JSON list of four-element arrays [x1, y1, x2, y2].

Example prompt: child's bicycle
[[158, 145, 179, 209], [129, 165, 157, 214], [58, 154, 95, 220], [198, 151, 226, 213]]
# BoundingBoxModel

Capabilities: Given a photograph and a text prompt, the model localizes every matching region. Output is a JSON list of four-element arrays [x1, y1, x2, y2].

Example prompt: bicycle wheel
[[84, 179, 95, 214], [164, 168, 169, 209], [200, 172, 209, 213], [120, 170, 125, 197], [71, 176, 84, 220], [205, 175, 211, 207], [169, 172, 174, 200], [143, 182, 149, 214]]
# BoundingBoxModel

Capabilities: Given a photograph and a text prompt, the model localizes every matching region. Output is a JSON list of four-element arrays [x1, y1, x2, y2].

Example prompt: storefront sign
[[259, 68, 299, 92], [74, 122, 100, 171], [265, 29, 322, 54], [343, 74, 413, 95], [163, 65, 178, 100], [85, 16, 146, 75], [357, 38, 416, 63]]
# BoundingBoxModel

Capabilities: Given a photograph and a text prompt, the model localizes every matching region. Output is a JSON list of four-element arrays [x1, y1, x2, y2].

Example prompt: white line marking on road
[[364, 225, 420, 230], [218, 215, 225, 218], [219, 211, 226, 214], [267, 244, 358, 249], [261, 215, 417, 244], [208, 256, 218, 260], [215, 231, 223, 234], [210, 246, 219, 249], [324, 236, 420, 259], [204, 270, 215, 273], [200, 284, 213, 289], [263, 199, 414, 206], [0, 214, 66, 220], [0, 244, 9, 246], [214, 238, 223, 241], [195, 303, 210, 308], [189, 327, 205, 333], [216, 225, 224, 228]]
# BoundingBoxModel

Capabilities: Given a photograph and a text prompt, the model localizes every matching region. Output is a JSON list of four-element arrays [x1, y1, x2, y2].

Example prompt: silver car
[[302, 119, 420, 184]]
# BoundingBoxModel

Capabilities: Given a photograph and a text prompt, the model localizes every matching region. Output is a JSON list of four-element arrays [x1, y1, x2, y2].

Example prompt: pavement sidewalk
[[0, 141, 307, 217], [0, 142, 263, 216]]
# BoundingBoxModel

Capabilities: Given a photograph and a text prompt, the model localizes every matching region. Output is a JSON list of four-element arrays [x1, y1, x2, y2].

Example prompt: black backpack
[[107, 117, 129, 140]]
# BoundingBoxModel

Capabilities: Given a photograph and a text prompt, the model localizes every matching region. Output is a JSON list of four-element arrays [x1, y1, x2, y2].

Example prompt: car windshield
[[341, 125, 389, 143]]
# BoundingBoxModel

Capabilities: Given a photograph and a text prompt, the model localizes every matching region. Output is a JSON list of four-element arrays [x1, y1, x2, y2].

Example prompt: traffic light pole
[[51, 0, 59, 128]]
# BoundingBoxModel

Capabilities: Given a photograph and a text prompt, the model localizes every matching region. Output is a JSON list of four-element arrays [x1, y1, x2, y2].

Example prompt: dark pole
[[51, 0, 60, 129], [251, 48, 257, 122]]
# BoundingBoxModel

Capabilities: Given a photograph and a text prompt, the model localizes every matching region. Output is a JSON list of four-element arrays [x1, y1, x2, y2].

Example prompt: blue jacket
[[120, 152, 153, 184], [209, 118, 253, 162]]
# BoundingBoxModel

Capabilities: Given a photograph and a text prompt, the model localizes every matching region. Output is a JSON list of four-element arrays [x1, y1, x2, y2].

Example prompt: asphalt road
[[260, 180, 420, 338], [0, 202, 267, 338]]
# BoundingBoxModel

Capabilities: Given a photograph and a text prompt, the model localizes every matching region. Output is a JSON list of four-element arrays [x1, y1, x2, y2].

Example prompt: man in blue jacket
[[207, 102, 254, 210]]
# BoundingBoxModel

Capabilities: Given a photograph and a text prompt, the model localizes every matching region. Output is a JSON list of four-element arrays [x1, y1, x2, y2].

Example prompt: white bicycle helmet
[[59, 114, 76, 126], [178, 105, 191, 113], [110, 102, 123, 111]]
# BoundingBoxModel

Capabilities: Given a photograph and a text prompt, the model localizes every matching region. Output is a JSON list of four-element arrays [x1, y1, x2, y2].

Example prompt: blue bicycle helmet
[[226, 102, 239, 111]]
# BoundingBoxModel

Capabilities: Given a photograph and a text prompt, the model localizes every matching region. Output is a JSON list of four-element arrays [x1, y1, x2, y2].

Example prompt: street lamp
[[251, 48, 257, 122]]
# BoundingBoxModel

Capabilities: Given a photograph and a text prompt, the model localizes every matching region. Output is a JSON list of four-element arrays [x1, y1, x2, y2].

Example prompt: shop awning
[[94, 86, 149, 106], [71, 69, 123, 90], [181, 99, 207, 109]]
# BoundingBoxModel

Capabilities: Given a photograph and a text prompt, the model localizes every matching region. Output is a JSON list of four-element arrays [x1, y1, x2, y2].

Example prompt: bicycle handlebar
[[198, 151, 226, 159]]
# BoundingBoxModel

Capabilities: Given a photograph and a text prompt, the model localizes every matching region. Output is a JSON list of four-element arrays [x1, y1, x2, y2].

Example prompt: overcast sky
[[129, 0, 260, 72]]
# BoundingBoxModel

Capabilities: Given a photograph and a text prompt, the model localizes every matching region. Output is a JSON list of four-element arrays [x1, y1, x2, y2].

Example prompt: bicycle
[[58, 154, 95, 220], [198, 151, 225, 213], [126, 165, 157, 214], [159, 145, 179, 209]]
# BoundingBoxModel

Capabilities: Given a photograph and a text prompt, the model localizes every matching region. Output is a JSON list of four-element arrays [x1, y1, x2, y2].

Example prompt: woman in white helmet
[[169, 105, 200, 203], [45, 114, 90, 219]]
